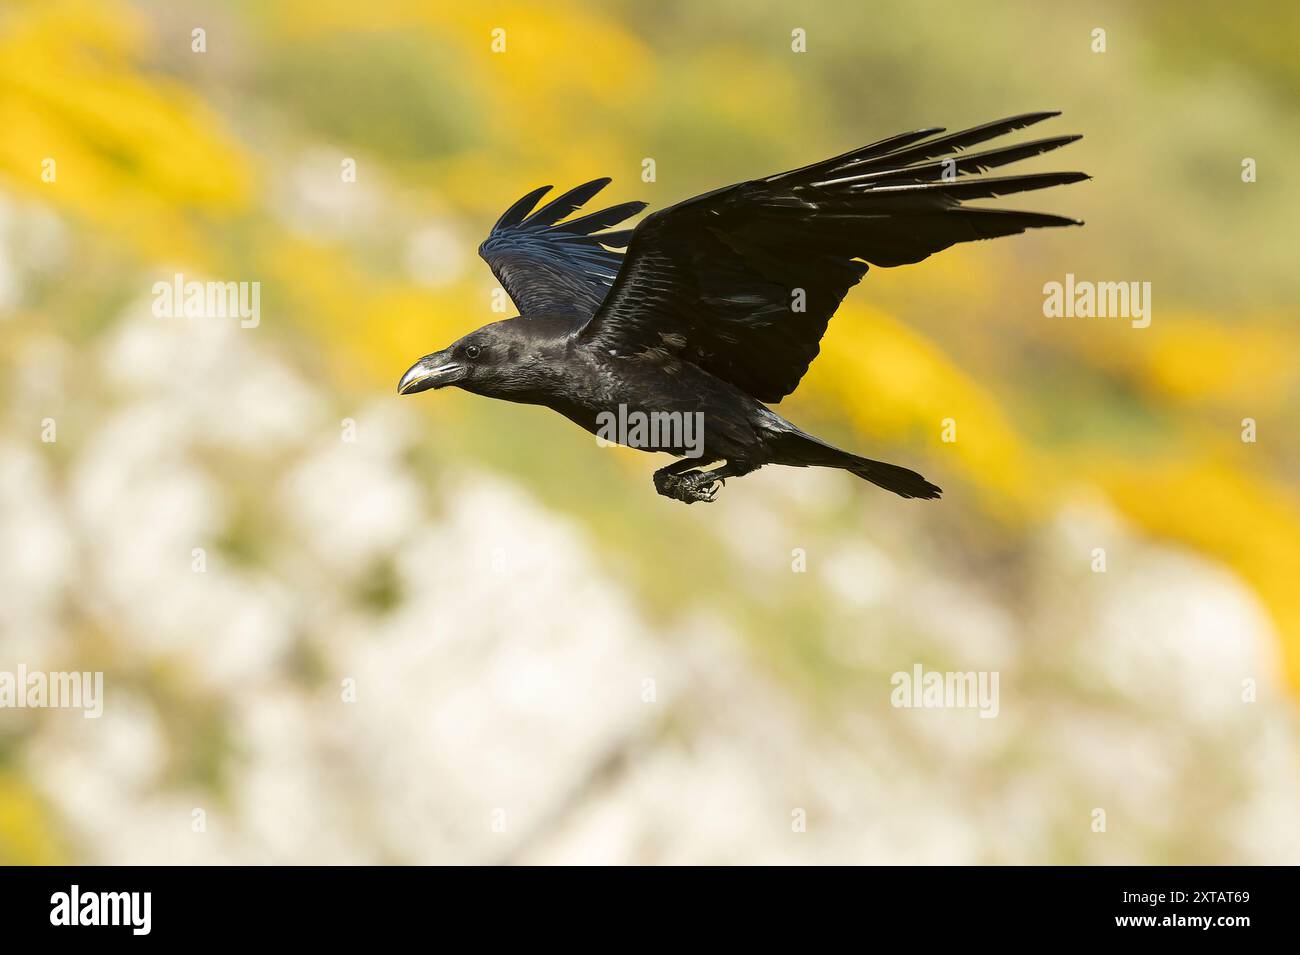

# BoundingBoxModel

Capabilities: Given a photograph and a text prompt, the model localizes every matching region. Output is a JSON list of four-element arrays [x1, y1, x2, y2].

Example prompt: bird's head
[[397, 318, 552, 400]]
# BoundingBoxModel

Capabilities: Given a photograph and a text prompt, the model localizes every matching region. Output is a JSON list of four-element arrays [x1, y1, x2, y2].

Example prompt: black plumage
[[399, 112, 1086, 504]]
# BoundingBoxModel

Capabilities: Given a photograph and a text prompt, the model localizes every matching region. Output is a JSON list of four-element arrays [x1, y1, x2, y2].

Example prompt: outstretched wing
[[478, 178, 646, 320], [578, 112, 1087, 402]]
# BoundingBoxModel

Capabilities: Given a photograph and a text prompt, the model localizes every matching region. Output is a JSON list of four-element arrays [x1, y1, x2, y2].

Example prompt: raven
[[399, 112, 1086, 504]]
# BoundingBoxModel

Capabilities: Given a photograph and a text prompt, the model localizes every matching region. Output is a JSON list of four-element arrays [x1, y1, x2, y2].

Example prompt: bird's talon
[[682, 473, 720, 504], [653, 469, 723, 504]]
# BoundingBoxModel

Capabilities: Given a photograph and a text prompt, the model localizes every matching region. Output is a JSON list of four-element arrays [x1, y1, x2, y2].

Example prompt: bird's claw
[[654, 470, 722, 504]]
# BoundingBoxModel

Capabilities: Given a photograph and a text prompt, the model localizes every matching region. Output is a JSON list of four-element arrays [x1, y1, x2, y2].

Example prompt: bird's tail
[[769, 425, 942, 500], [843, 455, 942, 500]]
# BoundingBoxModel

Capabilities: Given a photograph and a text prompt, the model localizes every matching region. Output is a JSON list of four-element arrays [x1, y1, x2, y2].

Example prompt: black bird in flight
[[399, 112, 1085, 504]]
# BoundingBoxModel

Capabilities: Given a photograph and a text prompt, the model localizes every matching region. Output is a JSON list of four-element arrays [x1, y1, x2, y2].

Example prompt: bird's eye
[[465, 344, 481, 360]]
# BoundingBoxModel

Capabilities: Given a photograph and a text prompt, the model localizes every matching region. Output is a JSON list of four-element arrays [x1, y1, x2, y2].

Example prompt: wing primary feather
[[881, 111, 1062, 163], [765, 128, 945, 184], [819, 135, 1083, 187], [776, 112, 1064, 187], [492, 185, 552, 231], [952, 208, 1084, 235], [554, 200, 647, 234], [523, 178, 612, 228], [867, 171, 1090, 199]]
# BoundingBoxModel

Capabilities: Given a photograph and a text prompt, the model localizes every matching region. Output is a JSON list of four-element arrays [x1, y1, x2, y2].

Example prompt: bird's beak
[[398, 352, 466, 395]]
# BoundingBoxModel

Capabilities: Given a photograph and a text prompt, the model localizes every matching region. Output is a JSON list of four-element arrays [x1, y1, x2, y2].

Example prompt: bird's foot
[[654, 469, 723, 504]]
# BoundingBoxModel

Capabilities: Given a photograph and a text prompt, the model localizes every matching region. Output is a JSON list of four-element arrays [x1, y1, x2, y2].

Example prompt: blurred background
[[1, 0, 1298, 864]]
